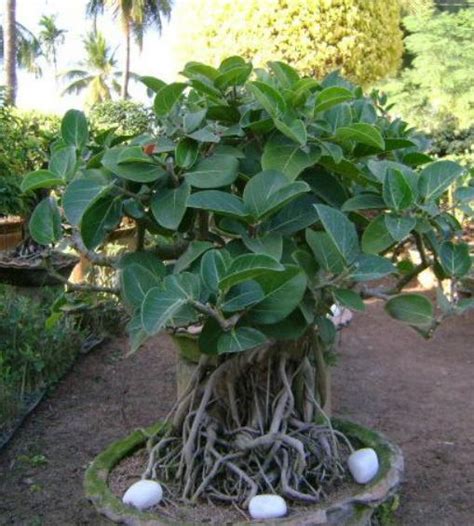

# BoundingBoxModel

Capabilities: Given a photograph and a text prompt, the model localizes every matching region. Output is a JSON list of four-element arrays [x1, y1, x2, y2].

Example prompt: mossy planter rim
[[84, 419, 403, 526]]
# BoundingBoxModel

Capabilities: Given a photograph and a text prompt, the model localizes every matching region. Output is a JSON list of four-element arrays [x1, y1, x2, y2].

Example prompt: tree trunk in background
[[121, 21, 130, 99], [4, 0, 17, 106]]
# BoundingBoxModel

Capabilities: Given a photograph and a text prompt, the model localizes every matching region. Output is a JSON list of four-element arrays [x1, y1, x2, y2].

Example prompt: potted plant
[[24, 57, 472, 524]]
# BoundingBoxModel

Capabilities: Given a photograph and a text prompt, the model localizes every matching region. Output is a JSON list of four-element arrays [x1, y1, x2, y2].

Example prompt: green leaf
[[121, 263, 160, 309], [268, 61, 300, 88], [118, 251, 166, 278], [439, 241, 472, 277], [247, 80, 286, 116], [262, 135, 320, 181], [214, 64, 252, 90], [383, 169, 414, 211], [187, 190, 247, 218], [325, 103, 352, 131], [185, 154, 239, 188], [174, 240, 213, 274], [265, 195, 319, 235], [384, 215, 416, 241], [21, 170, 64, 192], [141, 285, 186, 334], [351, 254, 395, 282], [306, 230, 345, 273], [183, 109, 207, 133], [258, 308, 309, 341], [200, 249, 227, 292], [153, 82, 187, 117], [151, 182, 190, 230], [342, 193, 386, 212], [314, 86, 354, 113], [175, 138, 199, 169], [274, 117, 307, 145], [361, 215, 395, 255], [314, 204, 359, 264], [29, 197, 62, 245], [102, 147, 165, 183], [80, 196, 122, 249], [217, 327, 268, 354], [418, 160, 465, 201], [385, 294, 434, 327], [49, 145, 77, 180], [63, 174, 111, 225], [187, 125, 221, 143], [316, 316, 336, 346], [248, 266, 307, 324], [139, 76, 166, 93], [333, 289, 365, 312], [242, 233, 283, 260], [454, 186, 474, 203], [182, 61, 219, 81], [336, 123, 385, 150], [243, 170, 310, 219], [61, 109, 88, 150], [219, 254, 284, 290], [221, 281, 264, 312]]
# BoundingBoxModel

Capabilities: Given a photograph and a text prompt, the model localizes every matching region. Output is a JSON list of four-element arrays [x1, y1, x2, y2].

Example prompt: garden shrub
[[88, 100, 151, 137], [173, 0, 403, 86]]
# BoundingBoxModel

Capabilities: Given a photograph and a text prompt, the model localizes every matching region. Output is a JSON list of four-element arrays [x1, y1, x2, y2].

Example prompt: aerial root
[[142, 341, 352, 507]]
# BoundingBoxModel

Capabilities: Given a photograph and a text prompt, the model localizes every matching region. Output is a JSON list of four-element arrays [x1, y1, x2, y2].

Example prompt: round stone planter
[[84, 419, 403, 526]]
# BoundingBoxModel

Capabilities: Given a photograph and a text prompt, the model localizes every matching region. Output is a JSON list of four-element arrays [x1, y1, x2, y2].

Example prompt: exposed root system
[[142, 331, 353, 507]]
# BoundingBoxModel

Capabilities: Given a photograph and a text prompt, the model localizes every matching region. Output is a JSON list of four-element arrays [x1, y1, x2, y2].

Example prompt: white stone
[[248, 494, 288, 520], [348, 448, 379, 484], [122, 479, 163, 511]]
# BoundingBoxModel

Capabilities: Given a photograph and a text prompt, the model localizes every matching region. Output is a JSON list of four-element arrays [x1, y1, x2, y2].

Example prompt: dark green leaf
[[248, 266, 307, 324], [217, 327, 267, 354], [385, 294, 434, 327], [29, 197, 62, 245], [383, 169, 414, 211], [221, 281, 264, 312], [118, 251, 166, 278], [187, 190, 247, 217], [49, 145, 77, 180], [351, 254, 395, 281], [153, 82, 187, 117], [242, 233, 283, 260], [314, 204, 359, 264], [214, 64, 252, 90], [361, 215, 394, 254], [262, 135, 320, 180], [418, 160, 464, 201], [174, 240, 213, 273], [314, 86, 354, 113], [185, 154, 239, 188], [200, 249, 227, 291], [80, 196, 122, 249], [306, 230, 345, 273], [63, 174, 111, 225], [274, 117, 307, 145], [21, 170, 64, 192], [268, 61, 300, 88], [247, 81, 286, 116], [333, 289, 365, 312], [266, 195, 319, 234], [219, 254, 284, 290], [384, 215, 416, 241], [439, 241, 472, 277], [336, 123, 385, 150], [121, 263, 160, 309], [176, 138, 199, 169], [342, 193, 386, 212], [151, 182, 190, 230], [61, 109, 88, 150]]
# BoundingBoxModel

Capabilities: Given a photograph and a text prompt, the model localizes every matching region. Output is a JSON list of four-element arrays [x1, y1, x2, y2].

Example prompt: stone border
[[84, 419, 404, 526]]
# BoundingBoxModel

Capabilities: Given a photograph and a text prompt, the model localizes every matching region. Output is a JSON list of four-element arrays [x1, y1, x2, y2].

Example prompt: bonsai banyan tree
[[23, 57, 472, 507]]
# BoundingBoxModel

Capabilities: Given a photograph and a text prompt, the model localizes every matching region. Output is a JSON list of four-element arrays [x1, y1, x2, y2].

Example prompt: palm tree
[[38, 15, 67, 77], [86, 0, 172, 99], [0, 0, 41, 105], [60, 31, 122, 107]]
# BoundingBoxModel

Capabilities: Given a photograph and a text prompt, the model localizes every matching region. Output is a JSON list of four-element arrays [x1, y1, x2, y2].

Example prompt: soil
[[0, 293, 473, 526]]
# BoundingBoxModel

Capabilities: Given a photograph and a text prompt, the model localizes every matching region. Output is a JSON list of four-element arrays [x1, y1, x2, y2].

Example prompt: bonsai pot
[[84, 419, 403, 526], [0, 217, 24, 252], [0, 251, 79, 287]]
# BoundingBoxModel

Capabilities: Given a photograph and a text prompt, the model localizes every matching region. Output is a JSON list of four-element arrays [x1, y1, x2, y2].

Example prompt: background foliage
[[173, 0, 403, 86]]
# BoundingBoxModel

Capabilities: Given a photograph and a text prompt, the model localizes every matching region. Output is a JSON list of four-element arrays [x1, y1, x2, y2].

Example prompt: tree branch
[[189, 300, 241, 331], [70, 232, 118, 267], [44, 262, 120, 295]]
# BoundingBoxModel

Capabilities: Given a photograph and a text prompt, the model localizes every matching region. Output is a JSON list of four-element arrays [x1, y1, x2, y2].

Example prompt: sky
[[2, 0, 184, 113]]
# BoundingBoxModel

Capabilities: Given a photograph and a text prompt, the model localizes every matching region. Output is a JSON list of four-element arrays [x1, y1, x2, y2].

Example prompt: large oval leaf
[[185, 154, 239, 188], [61, 109, 88, 150], [21, 170, 64, 193], [219, 254, 285, 290], [385, 294, 434, 327], [151, 182, 190, 230], [153, 82, 187, 117], [29, 197, 62, 245], [63, 174, 111, 225]]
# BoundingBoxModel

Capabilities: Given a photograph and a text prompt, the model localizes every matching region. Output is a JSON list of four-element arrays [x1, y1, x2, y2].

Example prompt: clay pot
[[0, 217, 24, 252], [84, 419, 403, 526]]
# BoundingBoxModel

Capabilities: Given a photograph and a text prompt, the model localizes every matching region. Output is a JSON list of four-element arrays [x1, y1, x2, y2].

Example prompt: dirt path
[[0, 298, 473, 526]]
